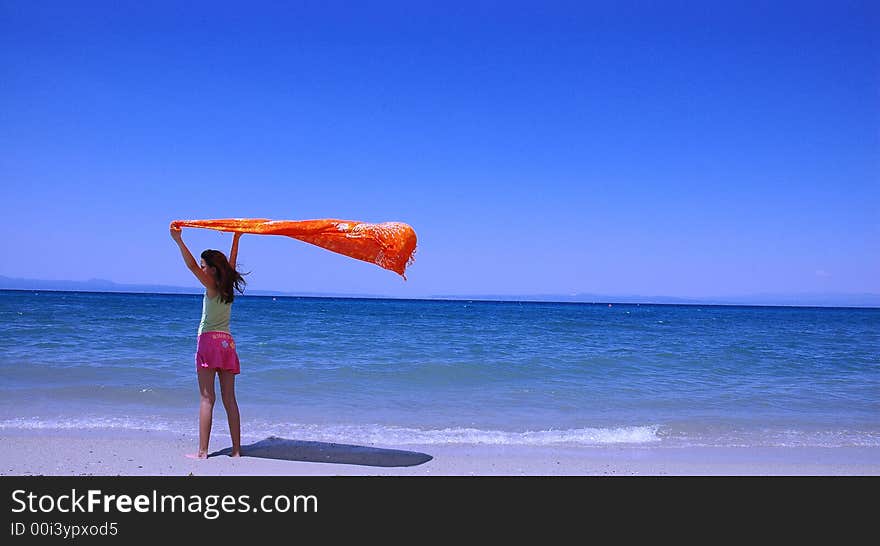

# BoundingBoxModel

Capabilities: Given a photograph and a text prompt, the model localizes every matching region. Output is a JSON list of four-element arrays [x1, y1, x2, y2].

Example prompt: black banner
[[2, 476, 874, 541]]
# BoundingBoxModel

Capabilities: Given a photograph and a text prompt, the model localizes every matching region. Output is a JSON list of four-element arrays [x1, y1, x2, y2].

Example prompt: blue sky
[[2, 1, 878, 300]]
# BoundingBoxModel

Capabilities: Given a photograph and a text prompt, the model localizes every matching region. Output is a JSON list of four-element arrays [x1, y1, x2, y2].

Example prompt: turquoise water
[[1, 290, 878, 448]]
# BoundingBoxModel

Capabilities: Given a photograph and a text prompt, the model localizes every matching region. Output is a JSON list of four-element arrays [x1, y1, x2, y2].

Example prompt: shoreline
[[3, 429, 878, 476]]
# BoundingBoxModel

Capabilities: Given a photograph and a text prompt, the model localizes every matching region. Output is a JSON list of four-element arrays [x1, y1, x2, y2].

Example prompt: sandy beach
[[3, 429, 878, 476]]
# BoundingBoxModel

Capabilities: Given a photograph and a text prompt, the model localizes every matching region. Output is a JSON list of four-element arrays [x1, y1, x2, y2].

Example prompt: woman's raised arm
[[229, 232, 242, 270], [170, 225, 215, 290]]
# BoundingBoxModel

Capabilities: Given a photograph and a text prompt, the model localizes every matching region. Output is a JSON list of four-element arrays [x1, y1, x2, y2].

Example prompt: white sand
[[2, 429, 879, 476]]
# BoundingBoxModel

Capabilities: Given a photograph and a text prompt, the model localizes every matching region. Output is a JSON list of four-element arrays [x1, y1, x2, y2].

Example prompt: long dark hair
[[201, 249, 248, 304]]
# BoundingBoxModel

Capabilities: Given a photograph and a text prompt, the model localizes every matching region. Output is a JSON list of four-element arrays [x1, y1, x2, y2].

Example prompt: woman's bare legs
[[218, 370, 241, 457], [193, 367, 217, 458]]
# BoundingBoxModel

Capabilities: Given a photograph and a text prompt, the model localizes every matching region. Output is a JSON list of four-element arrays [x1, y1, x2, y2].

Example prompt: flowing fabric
[[170, 218, 417, 278]]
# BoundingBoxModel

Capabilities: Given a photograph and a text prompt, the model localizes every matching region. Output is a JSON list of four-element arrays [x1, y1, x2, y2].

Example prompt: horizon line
[[1, 276, 878, 309], [1, 288, 878, 310]]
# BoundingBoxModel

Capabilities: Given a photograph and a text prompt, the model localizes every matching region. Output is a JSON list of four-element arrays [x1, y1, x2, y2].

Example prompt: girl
[[170, 225, 247, 458]]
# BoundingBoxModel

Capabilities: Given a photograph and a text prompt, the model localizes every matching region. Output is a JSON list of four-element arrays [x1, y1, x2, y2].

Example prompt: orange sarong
[[170, 218, 417, 279]]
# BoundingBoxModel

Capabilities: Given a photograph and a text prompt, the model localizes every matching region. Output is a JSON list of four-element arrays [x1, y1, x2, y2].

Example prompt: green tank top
[[198, 293, 232, 335]]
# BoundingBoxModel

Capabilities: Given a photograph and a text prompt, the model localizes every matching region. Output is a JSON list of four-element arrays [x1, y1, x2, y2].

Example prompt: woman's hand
[[170, 225, 183, 242]]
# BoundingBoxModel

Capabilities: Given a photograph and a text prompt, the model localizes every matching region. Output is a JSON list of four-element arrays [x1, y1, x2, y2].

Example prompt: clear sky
[[2, 1, 878, 300]]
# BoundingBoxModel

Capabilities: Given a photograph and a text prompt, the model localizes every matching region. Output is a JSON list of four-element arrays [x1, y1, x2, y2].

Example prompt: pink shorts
[[195, 331, 240, 374]]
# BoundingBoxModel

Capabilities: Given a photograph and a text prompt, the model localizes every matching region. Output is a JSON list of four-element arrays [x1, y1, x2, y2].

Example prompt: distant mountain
[[0, 275, 200, 294], [2, 275, 878, 307], [0, 275, 382, 299], [429, 292, 880, 308]]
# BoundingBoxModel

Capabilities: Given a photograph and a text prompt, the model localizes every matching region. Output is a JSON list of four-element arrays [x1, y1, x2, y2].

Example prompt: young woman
[[170, 225, 247, 458]]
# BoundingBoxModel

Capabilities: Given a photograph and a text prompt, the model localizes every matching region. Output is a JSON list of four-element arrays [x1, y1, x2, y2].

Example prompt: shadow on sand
[[208, 436, 433, 468]]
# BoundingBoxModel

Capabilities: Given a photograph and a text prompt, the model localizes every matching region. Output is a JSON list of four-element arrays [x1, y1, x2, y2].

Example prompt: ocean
[[1, 290, 878, 449]]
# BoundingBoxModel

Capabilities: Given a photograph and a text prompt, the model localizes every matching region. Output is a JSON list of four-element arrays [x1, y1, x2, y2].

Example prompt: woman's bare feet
[[185, 451, 208, 459]]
